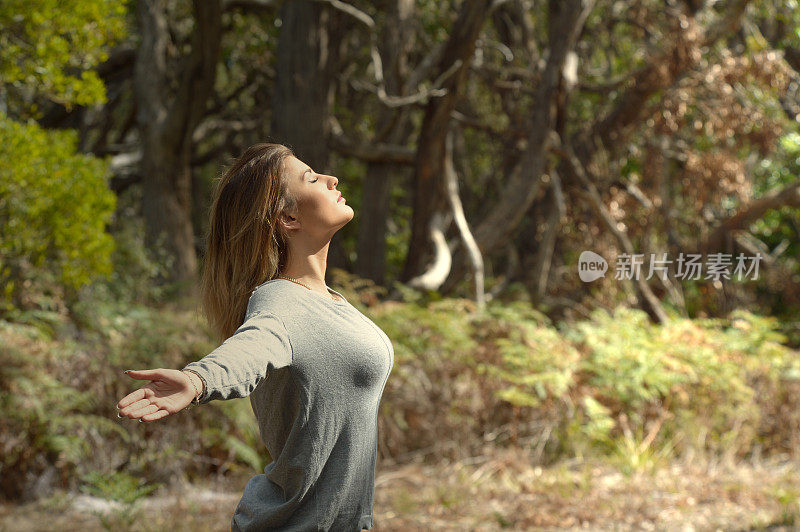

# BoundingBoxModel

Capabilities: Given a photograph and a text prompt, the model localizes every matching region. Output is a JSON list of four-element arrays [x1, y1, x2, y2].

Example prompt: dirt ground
[[2, 447, 799, 531]]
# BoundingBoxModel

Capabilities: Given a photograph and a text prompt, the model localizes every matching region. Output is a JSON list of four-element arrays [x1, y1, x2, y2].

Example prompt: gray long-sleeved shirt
[[183, 279, 394, 531]]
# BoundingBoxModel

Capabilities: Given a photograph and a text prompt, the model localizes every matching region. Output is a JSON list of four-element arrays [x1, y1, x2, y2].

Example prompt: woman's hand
[[116, 369, 197, 422]]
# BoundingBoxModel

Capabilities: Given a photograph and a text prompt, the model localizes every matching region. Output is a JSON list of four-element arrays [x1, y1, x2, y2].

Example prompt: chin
[[332, 211, 354, 231]]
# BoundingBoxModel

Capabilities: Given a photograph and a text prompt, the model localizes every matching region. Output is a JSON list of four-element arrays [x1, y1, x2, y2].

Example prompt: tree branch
[[699, 181, 800, 254], [444, 130, 485, 310], [555, 140, 669, 324], [328, 118, 415, 165], [578, 0, 752, 161], [314, 0, 374, 27], [223, 0, 277, 12]]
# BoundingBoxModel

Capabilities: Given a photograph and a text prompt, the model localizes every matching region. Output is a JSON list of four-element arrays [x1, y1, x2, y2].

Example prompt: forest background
[[2, 0, 800, 529]]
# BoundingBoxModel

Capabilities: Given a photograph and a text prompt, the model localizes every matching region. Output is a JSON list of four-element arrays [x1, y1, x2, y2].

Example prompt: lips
[[336, 192, 344, 203]]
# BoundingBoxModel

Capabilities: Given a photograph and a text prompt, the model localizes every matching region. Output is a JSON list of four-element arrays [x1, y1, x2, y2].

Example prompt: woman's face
[[281, 155, 353, 239]]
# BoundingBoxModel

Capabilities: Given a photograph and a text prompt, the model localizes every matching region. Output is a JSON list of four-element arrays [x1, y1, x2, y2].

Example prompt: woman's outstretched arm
[[181, 311, 293, 403], [116, 369, 204, 422], [117, 311, 292, 419]]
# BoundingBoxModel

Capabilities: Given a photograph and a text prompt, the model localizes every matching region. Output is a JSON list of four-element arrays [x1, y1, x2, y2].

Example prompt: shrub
[[0, 300, 260, 501], [0, 116, 117, 314], [561, 307, 800, 461]]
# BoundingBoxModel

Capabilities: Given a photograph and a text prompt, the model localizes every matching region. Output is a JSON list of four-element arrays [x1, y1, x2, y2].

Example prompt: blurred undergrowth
[[1, 266, 799, 502]]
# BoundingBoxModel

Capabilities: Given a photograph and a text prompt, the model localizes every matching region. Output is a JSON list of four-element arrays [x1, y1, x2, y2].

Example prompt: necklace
[[277, 276, 341, 301]]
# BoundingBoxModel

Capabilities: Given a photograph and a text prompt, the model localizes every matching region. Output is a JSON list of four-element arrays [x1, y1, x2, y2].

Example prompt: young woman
[[116, 143, 395, 531]]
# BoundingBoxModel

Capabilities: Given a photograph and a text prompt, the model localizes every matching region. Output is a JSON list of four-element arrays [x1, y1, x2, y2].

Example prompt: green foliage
[[745, 129, 800, 338], [3, 274, 799, 499], [481, 309, 579, 408], [413, 299, 800, 467], [90, 190, 173, 305], [0, 317, 131, 499], [364, 291, 800, 466], [81, 470, 161, 505], [579, 396, 616, 446], [0, 115, 117, 313], [376, 293, 479, 366], [80, 470, 161, 530], [0, 293, 272, 500], [209, 399, 268, 474], [561, 306, 800, 462], [767, 485, 800, 527], [0, 0, 128, 116], [610, 418, 676, 476], [568, 307, 736, 410], [0, 0, 128, 314]]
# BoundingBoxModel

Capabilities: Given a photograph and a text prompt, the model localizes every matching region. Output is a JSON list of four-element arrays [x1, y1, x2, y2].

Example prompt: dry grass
[[2, 447, 798, 531], [372, 447, 800, 531]]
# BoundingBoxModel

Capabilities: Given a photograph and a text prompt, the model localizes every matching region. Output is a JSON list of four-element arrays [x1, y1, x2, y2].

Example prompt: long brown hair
[[201, 143, 295, 341]]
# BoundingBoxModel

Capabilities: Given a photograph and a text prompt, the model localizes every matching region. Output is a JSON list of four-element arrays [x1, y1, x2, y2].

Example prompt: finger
[[125, 369, 164, 381], [120, 398, 153, 417], [129, 403, 160, 419], [141, 409, 170, 422], [117, 388, 147, 409]]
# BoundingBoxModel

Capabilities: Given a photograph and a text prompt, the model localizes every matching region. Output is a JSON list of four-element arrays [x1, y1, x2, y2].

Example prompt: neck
[[279, 239, 331, 293]]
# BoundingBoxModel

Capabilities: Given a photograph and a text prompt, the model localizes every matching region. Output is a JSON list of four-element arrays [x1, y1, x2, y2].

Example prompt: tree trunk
[[271, 0, 331, 170], [441, 0, 587, 294], [271, 0, 348, 275], [400, 0, 493, 284], [530, 171, 566, 303], [470, 0, 586, 259], [356, 161, 395, 286], [135, 0, 222, 296], [355, 0, 415, 287]]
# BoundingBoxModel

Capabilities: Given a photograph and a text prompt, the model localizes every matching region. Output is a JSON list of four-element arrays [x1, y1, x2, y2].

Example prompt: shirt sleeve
[[182, 310, 293, 403]]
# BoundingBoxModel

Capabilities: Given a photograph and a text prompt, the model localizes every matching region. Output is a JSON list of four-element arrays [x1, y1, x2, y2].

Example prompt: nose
[[328, 175, 338, 189]]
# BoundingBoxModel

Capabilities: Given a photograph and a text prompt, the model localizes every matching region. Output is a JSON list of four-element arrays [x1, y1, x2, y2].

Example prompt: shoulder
[[246, 279, 296, 317]]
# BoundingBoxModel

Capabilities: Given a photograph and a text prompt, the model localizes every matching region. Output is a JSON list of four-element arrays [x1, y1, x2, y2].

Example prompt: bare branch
[[329, 117, 415, 164], [192, 117, 260, 143], [223, 0, 277, 12], [702, 0, 750, 47], [555, 139, 669, 324], [407, 43, 445, 89], [450, 110, 527, 139], [471, 0, 588, 256], [699, 181, 800, 254], [444, 130, 485, 310], [314, 0, 374, 27], [406, 211, 454, 291], [532, 170, 566, 300], [351, 59, 463, 107]]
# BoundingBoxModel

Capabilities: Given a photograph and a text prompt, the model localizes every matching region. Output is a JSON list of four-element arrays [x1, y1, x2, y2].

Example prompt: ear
[[278, 210, 301, 232]]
